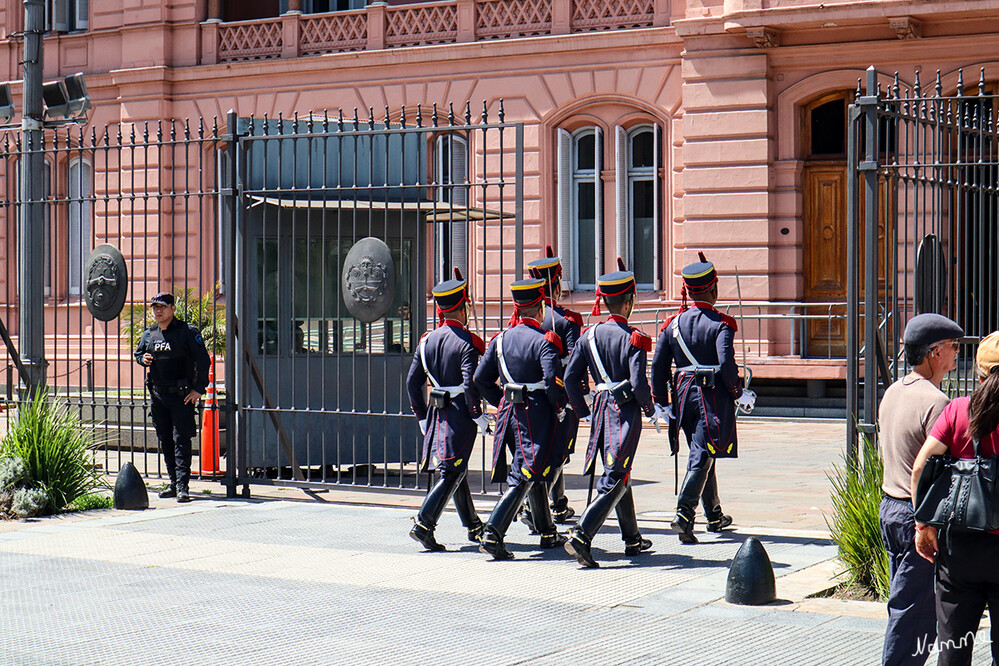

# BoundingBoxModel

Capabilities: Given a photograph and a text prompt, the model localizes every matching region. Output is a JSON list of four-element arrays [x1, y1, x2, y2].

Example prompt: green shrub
[[826, 434, 890, 600], [121, 284, 225, 356], [11, 486, 48, 519], [0, 456, 26, 490], [69, 494, 114, 511], [0, 390, 108, 512]]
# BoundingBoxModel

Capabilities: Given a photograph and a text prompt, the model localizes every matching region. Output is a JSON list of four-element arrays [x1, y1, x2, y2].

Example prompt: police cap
[[681, 260, 717, 292], [150, 292, 174, 306]]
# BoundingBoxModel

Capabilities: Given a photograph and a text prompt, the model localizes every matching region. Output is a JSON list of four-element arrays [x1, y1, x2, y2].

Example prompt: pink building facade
[[1, 0, 997, 384]]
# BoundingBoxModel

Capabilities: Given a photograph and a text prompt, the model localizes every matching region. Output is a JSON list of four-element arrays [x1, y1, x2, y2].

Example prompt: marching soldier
[[563, 268, 656, 568], [406, 274, 489, 551], [473, 278, 568, 559], [134, 292, 212, 503], [651, 253, 753, 544], [524, 246, 583, 525]]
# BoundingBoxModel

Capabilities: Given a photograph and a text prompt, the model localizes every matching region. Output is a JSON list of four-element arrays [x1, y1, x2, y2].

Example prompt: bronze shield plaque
[[342, 237, 396, 323], [85, 244, 129, 321]]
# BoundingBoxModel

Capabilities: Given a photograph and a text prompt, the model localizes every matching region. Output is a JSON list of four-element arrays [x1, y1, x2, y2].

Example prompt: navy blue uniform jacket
[[651, 304, 742, 458], [406, 321, 485, 473], [564, 315, 654, 486], [545, 303, 582, 461], [473, 318, 566, 485]]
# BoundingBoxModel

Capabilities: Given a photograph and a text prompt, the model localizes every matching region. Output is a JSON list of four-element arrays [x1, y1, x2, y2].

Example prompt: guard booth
[[225, 111, 521, 487]]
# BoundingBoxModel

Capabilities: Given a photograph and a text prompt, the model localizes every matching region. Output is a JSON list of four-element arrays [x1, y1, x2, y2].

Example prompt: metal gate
[[225, 104, 524, 496], [847, 66, 999, 462], [0, 102, 523, 496]]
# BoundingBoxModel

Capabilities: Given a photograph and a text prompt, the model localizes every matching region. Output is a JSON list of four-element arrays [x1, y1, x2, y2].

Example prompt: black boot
[[452, 475, 485, 542], [549, 468, 575, 523], [673, 463, 712, 544], [176, 483, 191, 503], [565, 480, 628, 567], [410, 519, 445, 552], [411, 473, 460, 552], [480, 482, 532, 560], [520, 502, 538, 534], [615, 485, 651, 556], [700, 463, 731, 532], [528, 483, 566, 548], [159, 484, 177, 499]]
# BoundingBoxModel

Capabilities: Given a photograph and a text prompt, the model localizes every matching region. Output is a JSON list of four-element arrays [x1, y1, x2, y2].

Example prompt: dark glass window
[[631, 130, 654, 168], [576, 134, 595, 171], [810, 99, 845, 157]]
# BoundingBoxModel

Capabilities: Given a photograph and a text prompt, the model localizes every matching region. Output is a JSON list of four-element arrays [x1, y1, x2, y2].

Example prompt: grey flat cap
[[903, 313, 964, 346]]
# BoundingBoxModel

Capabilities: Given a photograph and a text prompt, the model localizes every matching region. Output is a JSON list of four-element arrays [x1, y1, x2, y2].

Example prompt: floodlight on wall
[[63, 72, 91, 118], [0, 83, 14, 125], [41, 78, 70, 120]]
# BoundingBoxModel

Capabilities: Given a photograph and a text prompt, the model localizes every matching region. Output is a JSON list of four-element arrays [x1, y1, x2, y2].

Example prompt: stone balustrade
[[202, 0, 669, 64]]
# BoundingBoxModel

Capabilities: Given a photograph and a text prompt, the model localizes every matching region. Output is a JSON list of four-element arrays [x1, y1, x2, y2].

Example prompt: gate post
[[223, 110, 244, 499], [860, 65, 881, 458], [846, 89, 861, 470]]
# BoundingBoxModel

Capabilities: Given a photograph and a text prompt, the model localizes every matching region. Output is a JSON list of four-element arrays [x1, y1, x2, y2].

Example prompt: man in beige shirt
[[878, 313, 963, 665]]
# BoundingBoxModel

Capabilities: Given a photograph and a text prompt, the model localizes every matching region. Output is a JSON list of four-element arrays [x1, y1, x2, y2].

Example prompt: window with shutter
[[615, 125, 628, 269], [556, 129, 573, 291], [68, 157, 92, 297], [569, 128, 600, 289], [626, 124, 659, 290], [434, 133, 469, 282]]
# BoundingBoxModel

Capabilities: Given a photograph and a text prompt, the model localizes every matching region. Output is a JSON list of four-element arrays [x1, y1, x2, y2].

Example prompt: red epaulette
[[562, 308, 584, 327], [419, 331, 431, 342], [719, 312, 739, 332], [658, 313, 678, 335], [469, 331, 486, 355], [544, 329, 564, 355], [489, 330, 503, 344], [630, 329, 652, 353]]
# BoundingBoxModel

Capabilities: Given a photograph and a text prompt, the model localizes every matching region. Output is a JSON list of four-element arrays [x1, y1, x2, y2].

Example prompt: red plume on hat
[[617, 256, 626, 271], [546, 244, 555, 258], [697, 251, 707, 263], [453, 267, 463, 281]]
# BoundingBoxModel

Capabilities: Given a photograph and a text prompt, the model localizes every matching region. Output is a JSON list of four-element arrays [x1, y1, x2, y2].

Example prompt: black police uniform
[[473, 278, 567, 559], [563, 270, 654, 567], [134, 315, 211, 496], [651, 259, 742, 543], [405, 278, 486, 552]]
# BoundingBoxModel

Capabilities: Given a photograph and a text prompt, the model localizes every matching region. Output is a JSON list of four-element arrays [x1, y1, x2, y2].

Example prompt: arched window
[[557, 127, 603, 290]]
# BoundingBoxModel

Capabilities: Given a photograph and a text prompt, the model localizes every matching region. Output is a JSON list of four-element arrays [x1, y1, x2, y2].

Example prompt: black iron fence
[[0, 119, 225, 485], [0, 102, 524, 496], [848, 67, 999, 462]]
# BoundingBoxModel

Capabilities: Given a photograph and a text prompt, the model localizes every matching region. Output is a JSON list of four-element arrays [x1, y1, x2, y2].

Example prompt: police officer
[[651, 254, 750, 544], [524, 246, 582, 526], [406, 275, 488, 552], [473, 278, 568, 559], [134, 292, 211, 503], [563, 268, 655, 568]]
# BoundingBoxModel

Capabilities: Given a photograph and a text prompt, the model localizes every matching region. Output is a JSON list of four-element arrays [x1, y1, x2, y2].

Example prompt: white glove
[[474, 415, 492, 435], [735, 389, 757, 415], [419, 419, 427, 435], [652, 403, 667, 422], [584, 390, 595, 409]]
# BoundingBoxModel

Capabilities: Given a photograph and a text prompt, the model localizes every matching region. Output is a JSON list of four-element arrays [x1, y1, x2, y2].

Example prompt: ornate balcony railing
[[203, 0, 670, 64]]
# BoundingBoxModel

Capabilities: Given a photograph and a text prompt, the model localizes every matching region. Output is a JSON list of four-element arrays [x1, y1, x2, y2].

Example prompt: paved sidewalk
[[0, 417, 993, 664]]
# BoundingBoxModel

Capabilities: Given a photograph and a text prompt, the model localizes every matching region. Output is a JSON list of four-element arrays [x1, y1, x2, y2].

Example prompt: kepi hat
[[528, 245, 562, 296], [680, 251, 717, 311], [591, 257, 636, 316], [432, 268, 470, 325]]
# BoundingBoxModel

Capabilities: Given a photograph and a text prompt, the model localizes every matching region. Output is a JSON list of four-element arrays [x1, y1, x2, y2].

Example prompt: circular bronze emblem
[[85, 244, 129, 321], [341, 237, 396, 323]]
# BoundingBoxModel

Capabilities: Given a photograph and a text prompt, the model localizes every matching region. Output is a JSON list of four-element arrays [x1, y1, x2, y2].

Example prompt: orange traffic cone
[[199, 362, 222, 476]]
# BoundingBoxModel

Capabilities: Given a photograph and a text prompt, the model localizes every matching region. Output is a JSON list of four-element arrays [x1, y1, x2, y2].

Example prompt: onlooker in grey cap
[[878, 312, 963, 665]]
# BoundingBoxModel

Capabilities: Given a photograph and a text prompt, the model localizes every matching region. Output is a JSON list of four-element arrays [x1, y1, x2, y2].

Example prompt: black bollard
[[113, 462, 149, 510], [725, 536, 776, 605]]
